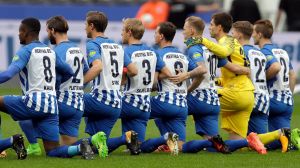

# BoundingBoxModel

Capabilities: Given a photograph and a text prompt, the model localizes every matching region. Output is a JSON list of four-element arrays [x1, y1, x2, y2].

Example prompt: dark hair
[[86, 11, 108, 32], [254, 19, 273, 39], [21, 17, 41, 34], [232, 21, 253, 39], [158, 22, 176, 42], [212, 12, 233, 33], [185, 16, 205, 34], [46, 16, 69, 33]]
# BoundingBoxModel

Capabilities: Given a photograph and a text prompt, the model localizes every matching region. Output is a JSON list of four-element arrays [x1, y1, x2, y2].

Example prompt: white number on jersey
[[24, 47, 56, 95], [195, 47, 217, 89], [271, 49, 290, 91], [126, 50, 157, 95], [248, 49, 268, 93], [161, 52, 189, 94], [95, 43, 124, 90], [59, 47, 84, 93]]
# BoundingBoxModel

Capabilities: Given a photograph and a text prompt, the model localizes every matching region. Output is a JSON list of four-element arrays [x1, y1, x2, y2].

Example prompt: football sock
[[140, 136, 166, 153], [265, 141, 281, 150], [154, 119, 167, 136], [258, 130, 280, 145], [182, 140, 212, 153], [47, 145, 79, 158], [225, 139, 248, 152], [0, 137, 12, 152], [19, 120, 38, 144], [107, 135, 126, 153]]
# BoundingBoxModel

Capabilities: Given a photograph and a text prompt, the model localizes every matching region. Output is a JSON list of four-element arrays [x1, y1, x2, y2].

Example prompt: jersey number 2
[[254, 58, 266, 83]]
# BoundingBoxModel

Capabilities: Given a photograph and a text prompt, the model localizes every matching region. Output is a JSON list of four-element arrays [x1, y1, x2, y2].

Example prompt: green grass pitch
[[0, 88, 299, 168]]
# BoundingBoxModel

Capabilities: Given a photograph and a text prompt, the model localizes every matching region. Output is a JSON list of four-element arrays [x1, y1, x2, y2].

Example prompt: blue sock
[[154, 119, 167, 136], [68, 146, 80, 156], [225, 139, 248, 152], [19, 120, 38, 144], [0, 137, 12, 152], [266, 140, 281, 150], [206, 147, 217, 152], [47, 145, 79, 158], [141, 136, 166, 153], [107, 135, 127, 153], [182, 140, 212, 153]]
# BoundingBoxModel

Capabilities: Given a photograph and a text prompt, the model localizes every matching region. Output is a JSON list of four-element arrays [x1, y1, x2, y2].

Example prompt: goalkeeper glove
[[184, 37, 203, 48]]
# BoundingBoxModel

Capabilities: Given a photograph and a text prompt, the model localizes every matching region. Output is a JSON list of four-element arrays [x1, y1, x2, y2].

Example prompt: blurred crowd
[[0, 0, 299, 31]]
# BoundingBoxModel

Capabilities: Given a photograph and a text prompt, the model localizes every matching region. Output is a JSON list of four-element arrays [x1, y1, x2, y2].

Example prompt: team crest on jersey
[[266, 55, 273, 61], [89, 50, 96, 57], [12, 55, 19, 62], [193, 52, 202, 59]]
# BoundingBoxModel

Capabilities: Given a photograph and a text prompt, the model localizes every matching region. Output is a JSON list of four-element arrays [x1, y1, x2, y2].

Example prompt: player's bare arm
[[289, 70, 297, 93], [83, 59, 103, 84], [266, 62, 281, 80], [126, 62, 138, 77], [223, 62, 250, 75], [158, 66, 172, 80], [170, 62, 207, 84]]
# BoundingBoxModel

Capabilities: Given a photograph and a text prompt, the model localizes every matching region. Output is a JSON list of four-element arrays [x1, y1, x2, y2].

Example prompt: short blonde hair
[[123, 18, 145, 40], [185, 16, 205, 34]]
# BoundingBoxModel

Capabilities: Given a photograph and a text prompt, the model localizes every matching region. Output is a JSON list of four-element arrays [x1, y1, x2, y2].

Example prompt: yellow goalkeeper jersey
[[202, 35, 254, 91]]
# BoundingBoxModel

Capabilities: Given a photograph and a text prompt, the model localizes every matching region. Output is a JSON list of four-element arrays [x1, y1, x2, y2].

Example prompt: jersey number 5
[[110, 51, 120, 78]]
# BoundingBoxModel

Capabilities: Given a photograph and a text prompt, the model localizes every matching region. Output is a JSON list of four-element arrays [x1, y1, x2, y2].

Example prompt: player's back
[[244, 45, 268, 94], [155, 46, 190, 107], [219, 35, 254, 91], [123, 44, 157, 112], [18, 41, 57, 113], [244, 44, 269, 114], [55, 41, 87, 111], [261, 44, 293, 105], [87, 37, 124, 108], [187, 44, 220, 105]]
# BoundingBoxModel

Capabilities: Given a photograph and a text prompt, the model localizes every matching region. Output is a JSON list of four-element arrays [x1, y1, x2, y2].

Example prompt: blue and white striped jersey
[[11, 41, 73, 114], [261, 44, 293, 106], [186, 44, 227, 106], [244, 45, 269, 114], [55, 41, 88, 111], [154, 46, 197, 107], [86, 37, 124, 108], [123, 44, 165, 112]]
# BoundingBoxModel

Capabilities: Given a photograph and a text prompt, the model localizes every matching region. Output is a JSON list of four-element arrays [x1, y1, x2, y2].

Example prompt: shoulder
[[188, 45, 203, 55], [86, 40, 99, 48], [260, 46, 273, 55]]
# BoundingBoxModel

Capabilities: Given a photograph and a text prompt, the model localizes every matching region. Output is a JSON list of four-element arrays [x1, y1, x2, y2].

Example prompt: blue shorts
[[83, 94, 121, 137], [150, 98, 187, 141], [3, 95, 59, 142], [187, 94, 220, 136], [248, 107, 268, 134], [120, 101, 150, 142], [268, 98, 293, 131], [58, 102, 83, 137]]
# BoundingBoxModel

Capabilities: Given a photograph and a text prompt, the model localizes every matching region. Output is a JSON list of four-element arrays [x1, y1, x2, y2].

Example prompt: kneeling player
[[0, 18, 94, 159]]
